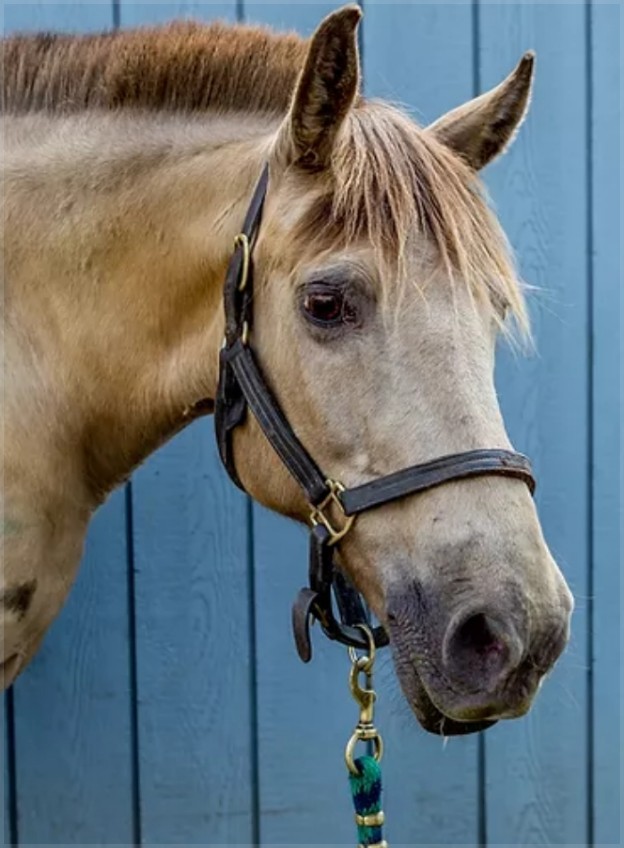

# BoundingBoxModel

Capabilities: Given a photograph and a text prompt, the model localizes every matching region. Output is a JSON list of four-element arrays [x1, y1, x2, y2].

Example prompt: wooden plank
[[243, 1, 334, 34], [249, 5, 481, 847], [10, 492, 135, 846], [3, 7, 136, 845], [244, 5, 363, 845], [120, 15, 251, 844], [363, 6, 482, 846], [2, 2, 112, 34], [120, 0, 256, 825], [116, 16, 253, 843], [364, 1, 475, 123], [590, 3, 620, 845], [121, 1, 235, 27], [478, 5, 591, 844], [1, 695, 12, 846], [130, 419, 255, 846]]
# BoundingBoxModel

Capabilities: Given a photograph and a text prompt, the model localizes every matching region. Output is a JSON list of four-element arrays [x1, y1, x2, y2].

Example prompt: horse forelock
[[293, 101, 529, 339]]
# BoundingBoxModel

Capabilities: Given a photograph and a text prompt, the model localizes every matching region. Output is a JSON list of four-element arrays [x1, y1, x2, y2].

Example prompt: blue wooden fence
[[1, 2, 620, 845]]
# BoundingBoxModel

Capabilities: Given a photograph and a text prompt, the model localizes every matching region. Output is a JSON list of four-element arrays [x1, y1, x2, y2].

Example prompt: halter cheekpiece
[[215, 163, 536, 662]]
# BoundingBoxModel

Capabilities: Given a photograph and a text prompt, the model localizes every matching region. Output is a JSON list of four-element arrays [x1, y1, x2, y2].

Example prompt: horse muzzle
[[386, 585, 571, 735]]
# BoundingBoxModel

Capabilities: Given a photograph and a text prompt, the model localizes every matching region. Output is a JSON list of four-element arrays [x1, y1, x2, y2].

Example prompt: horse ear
[[427, 52, 535, 171], [275, 5, 362, 171]]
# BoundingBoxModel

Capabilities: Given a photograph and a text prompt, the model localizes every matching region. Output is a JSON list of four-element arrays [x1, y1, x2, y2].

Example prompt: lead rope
[[345, 626, 388, 848]]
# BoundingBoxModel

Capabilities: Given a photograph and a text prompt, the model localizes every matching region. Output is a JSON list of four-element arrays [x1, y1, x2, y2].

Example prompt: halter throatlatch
[[215, 164, 536, 662]]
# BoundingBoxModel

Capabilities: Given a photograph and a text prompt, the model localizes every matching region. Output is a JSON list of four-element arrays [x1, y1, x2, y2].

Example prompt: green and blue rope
[[348, 755, 387, 848]]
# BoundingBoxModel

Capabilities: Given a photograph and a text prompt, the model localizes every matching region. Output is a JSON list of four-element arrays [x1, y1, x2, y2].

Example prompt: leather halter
[[215, 164, 536, 662]]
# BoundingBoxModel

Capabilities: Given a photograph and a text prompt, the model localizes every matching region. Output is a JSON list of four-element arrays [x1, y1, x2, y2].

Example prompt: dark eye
[[301, 286, 356, 327]]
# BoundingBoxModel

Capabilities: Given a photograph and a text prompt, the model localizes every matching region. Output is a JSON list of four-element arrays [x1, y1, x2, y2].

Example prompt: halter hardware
[[345, 626, 388, 847], [309, 479, 355, 545], [233, 233, 251, 292], [345, 626, 384, 775], [214, 162, 537, 664], [356, 813, 386, 828]]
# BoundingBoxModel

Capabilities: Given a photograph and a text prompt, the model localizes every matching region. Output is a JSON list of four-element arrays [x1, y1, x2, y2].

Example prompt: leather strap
[[216, 164, 273, 488], [217, 163, 331, 505], [291, 524, 389, 662], [341, 449, 535, 516], [227, 341, 330, 505], [222, 164, 270, 346]]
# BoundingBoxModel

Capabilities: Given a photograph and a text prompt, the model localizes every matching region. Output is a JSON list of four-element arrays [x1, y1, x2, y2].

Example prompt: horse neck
[[7, 111, 275, 503]]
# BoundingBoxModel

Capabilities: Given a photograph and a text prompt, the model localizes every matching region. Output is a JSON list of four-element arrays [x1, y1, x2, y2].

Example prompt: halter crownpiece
[[214, 164, 536, 662]]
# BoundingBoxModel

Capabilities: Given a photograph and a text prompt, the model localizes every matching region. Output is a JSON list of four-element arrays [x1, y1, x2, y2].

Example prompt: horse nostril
[[456, 613, 506, 657], [442, 609, 524, 693]]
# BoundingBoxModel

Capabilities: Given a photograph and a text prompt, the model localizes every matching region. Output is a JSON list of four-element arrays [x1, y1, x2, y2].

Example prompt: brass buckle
[[309, 479, 355, 546], [233, 233, 251, 292]]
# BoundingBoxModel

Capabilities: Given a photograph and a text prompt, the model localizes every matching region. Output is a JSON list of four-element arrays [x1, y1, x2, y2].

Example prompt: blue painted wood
[[2, 2, 619, 845], [243, 5, 358, 843], [479, 4, 591, 844], [590, 3, 620, 845], [121, 1, 235, 27], [10, 493, 135, 846], [3, 5, 136, 843], [130, 421, 254, 846], [1, 695, 11, 846], [364, 5, 482, 846], [120, 14, 251, 844], [115, 13, 253, 840], [243, 0, 334, 34], [365, 1, 475, 123], [119, 0, 254, 824], [2, 1, 112, 34]]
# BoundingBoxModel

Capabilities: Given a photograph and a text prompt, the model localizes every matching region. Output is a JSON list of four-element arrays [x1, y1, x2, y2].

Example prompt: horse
[[1, 6, 573, 735]]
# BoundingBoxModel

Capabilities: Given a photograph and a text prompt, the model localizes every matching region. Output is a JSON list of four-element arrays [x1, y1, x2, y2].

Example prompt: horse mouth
[[410, 680, 497, 736], [406, 666, 497, 736], [390, 641, 498, 736]]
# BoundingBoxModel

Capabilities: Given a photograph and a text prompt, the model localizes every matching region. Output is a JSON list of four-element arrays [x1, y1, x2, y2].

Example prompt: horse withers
[[1, 6, 572, 734]]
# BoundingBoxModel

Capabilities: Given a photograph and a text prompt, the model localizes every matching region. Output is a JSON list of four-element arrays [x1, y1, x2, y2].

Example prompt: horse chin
[[414, 695, 497, 737], [393, 650, 497, 737]]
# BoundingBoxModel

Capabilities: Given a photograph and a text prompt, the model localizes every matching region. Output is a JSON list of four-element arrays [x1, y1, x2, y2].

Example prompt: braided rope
[[348, 755, 388, 848]]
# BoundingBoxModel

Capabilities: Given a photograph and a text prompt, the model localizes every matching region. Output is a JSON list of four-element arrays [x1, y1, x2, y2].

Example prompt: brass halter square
[[309, 479, 355, 545]]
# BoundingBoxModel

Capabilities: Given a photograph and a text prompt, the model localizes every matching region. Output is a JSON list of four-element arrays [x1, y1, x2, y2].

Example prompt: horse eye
[[302, 289, 346, 326]]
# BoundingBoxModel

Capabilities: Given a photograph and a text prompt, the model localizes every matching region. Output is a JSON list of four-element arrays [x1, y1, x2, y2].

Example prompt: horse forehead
[[262, 176, 320, 233]]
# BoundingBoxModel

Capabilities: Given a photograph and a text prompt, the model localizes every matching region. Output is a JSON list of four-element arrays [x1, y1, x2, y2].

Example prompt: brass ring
[[345, 730, 384, 775], [348, 623, 376, 669]]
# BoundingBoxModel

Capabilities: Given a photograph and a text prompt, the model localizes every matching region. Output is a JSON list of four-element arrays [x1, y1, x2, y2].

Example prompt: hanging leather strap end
[[292, 587, 320, 663], [214, 346, 247, 490]]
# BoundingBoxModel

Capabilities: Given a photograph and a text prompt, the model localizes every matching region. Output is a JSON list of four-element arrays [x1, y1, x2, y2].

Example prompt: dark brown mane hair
[[2, 19, 307, 114], [2, 18, 528, 334]]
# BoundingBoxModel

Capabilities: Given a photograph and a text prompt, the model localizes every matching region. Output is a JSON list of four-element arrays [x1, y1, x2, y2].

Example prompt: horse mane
[[1, 19, 307, 115], [2, 19, 527, 334]]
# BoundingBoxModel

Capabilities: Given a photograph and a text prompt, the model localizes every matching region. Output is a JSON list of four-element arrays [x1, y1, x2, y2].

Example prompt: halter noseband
[[215, 164, 536, 662]]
